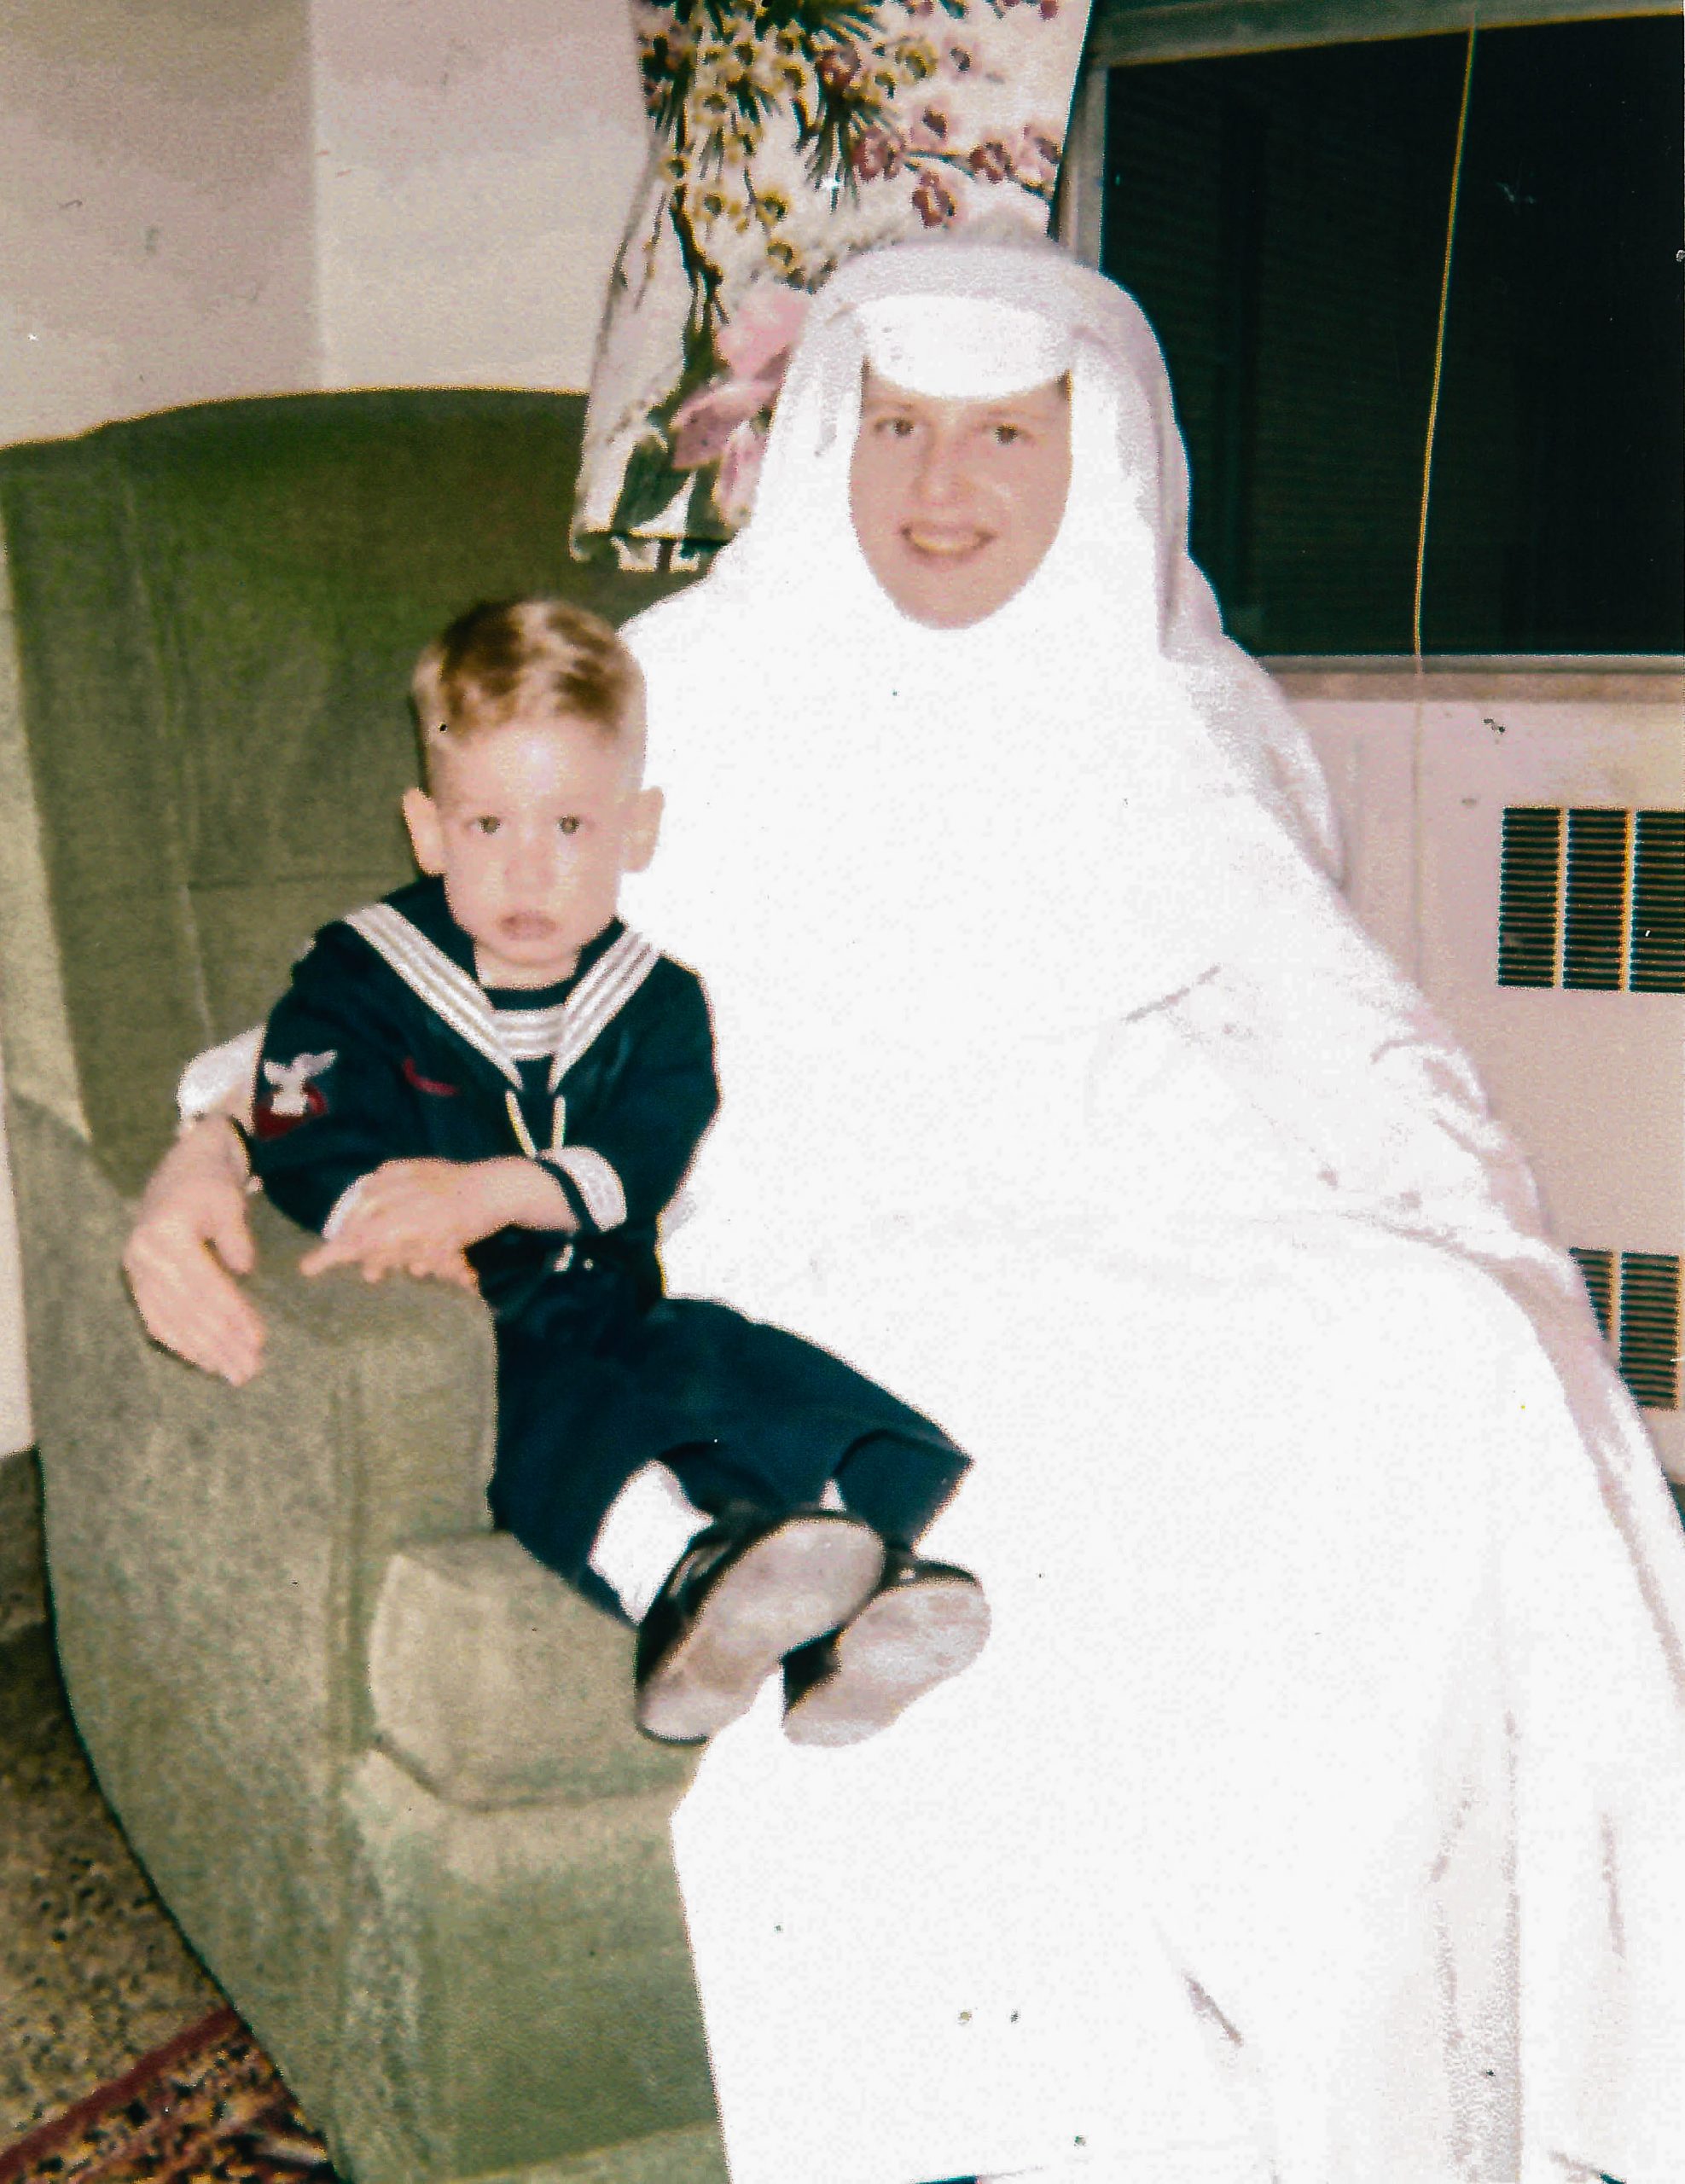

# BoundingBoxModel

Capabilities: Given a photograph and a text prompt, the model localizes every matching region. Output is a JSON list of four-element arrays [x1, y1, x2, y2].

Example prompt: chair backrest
[[0, 390, 695, 1193]]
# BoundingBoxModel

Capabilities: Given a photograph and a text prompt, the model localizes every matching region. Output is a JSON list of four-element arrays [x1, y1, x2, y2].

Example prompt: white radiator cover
[[1275, 656, 1684, 1480]]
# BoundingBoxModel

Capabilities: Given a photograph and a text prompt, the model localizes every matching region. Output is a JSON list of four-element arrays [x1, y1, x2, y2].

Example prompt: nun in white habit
[[614, 236, 1685, 2184]]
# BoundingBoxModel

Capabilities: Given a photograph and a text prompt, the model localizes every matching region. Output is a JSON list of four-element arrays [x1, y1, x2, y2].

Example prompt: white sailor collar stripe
[[346, 903, 518, 1083], [342, 905, 660, 1092], [546, 929, 660, 1091]]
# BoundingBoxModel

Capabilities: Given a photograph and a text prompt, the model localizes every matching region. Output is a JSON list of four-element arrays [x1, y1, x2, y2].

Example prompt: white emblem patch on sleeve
[[264, 1050, 338, 1117]]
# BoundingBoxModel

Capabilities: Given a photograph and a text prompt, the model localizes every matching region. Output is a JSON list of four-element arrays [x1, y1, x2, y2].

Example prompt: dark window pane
[[1102, 19, 1684, 655]]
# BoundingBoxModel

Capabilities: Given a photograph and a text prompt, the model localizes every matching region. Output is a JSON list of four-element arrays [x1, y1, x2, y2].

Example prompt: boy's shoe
[[635, 1505, 886, 1745], [781, 1548, 991, 1747]]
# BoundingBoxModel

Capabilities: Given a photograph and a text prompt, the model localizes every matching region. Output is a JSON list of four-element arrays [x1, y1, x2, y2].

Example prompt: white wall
[[312, 0, 648, 396], [0, 0, 652, 450], [0, 0, 317, 448]]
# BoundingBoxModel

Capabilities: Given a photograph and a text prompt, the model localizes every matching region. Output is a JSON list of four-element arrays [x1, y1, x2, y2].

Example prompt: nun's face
[[849, 369, 1072, 627]]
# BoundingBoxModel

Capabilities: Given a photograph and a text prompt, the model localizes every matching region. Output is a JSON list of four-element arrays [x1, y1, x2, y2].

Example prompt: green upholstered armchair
[[0, 393, 728, 2184]]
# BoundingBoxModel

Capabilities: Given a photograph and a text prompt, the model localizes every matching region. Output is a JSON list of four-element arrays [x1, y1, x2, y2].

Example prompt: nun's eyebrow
[[979, 381, 1069, 417]]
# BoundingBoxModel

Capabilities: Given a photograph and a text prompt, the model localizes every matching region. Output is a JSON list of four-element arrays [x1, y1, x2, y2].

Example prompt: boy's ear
[[402, 786, 446, 874], [624, 786, 664, 874]]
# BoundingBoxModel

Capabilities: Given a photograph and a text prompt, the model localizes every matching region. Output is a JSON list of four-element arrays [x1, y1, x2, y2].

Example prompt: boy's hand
[[299, 1158, 572, 1283], [415, 1246, 484, 1293]]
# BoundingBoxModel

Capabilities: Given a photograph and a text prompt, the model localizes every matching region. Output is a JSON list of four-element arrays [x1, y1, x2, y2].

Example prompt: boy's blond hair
[[410, 599, 642, 784]]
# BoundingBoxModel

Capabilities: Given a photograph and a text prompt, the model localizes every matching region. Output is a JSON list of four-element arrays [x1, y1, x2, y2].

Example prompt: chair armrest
[[245, 1194, 497, 1564], [12, 1093, 497, 1780], [369, 1535, 697, 1807], [9, 1094, 512, 2117]]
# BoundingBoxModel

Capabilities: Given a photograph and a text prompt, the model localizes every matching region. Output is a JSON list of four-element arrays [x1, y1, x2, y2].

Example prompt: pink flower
[[671, 286, 808, 474], [851, 125, 904, 182], [967, 138, 1011, 184], [715, 419, 768, 526], [669, 378, 772, 470], [907, 102, 951, 153], [911, 167, 959, 229], [1009, 124, 1061, 192], [816, 44, 863, 94], [717, 282, 809, 381]]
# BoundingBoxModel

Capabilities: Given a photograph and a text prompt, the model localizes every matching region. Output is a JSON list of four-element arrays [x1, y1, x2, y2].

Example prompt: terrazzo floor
[[0, 1617, 223, 2146]]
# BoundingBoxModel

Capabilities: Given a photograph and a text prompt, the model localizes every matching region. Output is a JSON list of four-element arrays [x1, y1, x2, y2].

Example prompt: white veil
[[624, 235, 1685, 2184], [623, 230, 1684, 1665], [701, 231, 1345, 877], [629, 238, 1532, 1242]]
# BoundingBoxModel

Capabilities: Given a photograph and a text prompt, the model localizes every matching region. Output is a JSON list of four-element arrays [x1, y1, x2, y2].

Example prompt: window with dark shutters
[[1098, 17, 1682, 656]]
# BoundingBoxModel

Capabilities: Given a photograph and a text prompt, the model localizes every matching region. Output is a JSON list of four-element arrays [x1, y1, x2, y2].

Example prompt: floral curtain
[[572, 0, 1095, 568]]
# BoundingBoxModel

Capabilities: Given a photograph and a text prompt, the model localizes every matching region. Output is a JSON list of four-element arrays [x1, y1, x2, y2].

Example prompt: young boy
[[250, 598, 988, 1747]]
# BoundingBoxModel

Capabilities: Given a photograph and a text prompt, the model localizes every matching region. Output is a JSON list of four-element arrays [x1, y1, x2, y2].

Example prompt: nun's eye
[[557, 816, 582, 836], [876, 415, 917, 440], [990, 423, 1026, 447], [469, 816, 501, 836]]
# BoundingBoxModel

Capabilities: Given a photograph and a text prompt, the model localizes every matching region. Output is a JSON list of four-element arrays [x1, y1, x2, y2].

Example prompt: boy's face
[[848, 369, 1072, 629], [402, 712, 662, 988]]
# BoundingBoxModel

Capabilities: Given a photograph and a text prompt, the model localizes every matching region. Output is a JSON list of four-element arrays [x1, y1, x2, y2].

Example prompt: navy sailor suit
[[252, 876, 968, 1621]]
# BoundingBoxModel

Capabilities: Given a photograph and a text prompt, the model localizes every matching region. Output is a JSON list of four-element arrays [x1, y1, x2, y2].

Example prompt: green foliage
[[614, 431, 689, 534]]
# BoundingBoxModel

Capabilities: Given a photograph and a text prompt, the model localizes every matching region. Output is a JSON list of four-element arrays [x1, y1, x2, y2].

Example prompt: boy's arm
[[249, 926, 426, 1236], [538, 969, 719, 1241], [299, 1154, 576, 1282]]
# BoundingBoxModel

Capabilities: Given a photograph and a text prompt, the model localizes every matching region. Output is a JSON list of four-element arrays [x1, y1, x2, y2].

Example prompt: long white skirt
[[670, 1215, 1685, 2184]]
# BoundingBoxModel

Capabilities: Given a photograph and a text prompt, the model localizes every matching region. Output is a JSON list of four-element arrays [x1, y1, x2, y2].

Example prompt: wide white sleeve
[[176, 1025, 263, 1126]]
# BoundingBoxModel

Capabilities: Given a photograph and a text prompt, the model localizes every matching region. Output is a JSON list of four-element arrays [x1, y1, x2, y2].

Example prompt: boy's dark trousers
[[487, 1260, 971, 1623]]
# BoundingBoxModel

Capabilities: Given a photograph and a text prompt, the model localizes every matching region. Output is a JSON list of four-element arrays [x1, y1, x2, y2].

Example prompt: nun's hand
[[122, 1117, 266, 1385]]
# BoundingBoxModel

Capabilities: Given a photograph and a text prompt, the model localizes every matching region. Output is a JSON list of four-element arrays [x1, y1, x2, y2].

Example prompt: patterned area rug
[[0, 2010, 335, 2183]]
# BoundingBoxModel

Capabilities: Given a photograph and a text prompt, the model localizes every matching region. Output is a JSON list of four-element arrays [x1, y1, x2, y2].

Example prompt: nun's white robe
[[620, 241, 1685, 2184]]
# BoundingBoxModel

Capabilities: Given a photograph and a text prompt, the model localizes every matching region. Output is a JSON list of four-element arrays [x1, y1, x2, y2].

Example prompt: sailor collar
[[343, 882, 659, 1093]]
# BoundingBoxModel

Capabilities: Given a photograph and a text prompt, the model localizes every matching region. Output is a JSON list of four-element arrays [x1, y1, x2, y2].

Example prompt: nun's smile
[[848, 368, 1072, 629]]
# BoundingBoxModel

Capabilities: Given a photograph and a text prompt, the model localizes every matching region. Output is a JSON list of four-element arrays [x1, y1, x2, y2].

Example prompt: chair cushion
[[367, 1535, 695, 1807]]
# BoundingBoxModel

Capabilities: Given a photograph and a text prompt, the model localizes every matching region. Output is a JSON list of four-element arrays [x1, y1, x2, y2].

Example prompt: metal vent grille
[[1498, 807, 1685, 993], [1561, 808, 1626, 989], [1631, 810, 1685, 994], [1570, 1247, 1681, 1410], [1496, 807, 1560, 986], [1568, 1246, 1614, 1338]]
